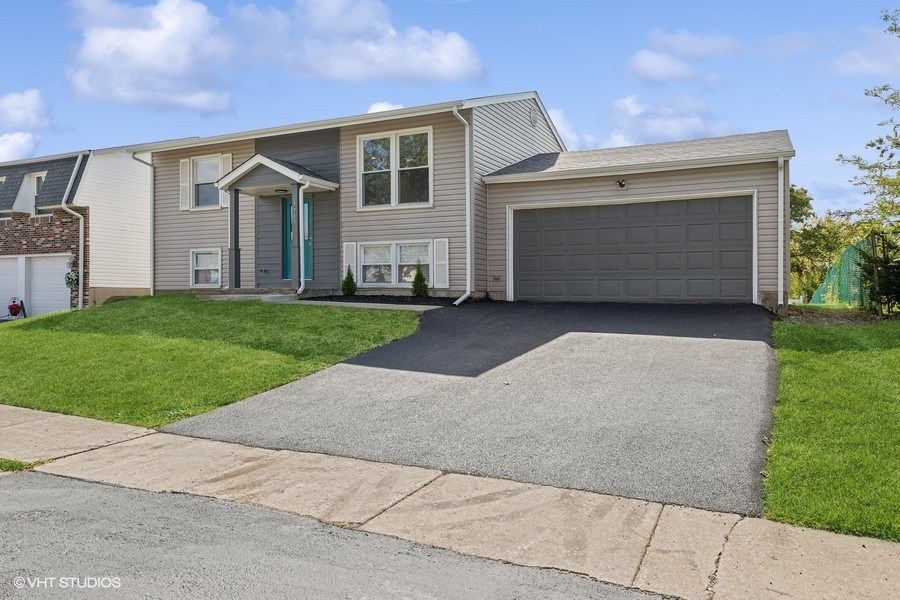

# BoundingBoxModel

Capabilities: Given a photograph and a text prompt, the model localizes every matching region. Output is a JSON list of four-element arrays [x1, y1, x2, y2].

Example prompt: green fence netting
[[810, 236, 874, 305]]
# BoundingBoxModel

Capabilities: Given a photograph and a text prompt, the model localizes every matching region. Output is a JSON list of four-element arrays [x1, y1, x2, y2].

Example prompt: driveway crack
[[629, 503, 664, 587]]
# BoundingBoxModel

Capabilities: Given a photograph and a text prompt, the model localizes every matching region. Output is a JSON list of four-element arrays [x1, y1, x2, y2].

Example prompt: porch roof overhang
[[217, 153, 339, 196]]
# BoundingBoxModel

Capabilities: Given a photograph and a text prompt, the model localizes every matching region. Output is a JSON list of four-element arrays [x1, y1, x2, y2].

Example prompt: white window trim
[[357, 240, 433, 288], [356, 126, 434, 210], [180, 154, 231, 212], [189, 248, 222, 289]]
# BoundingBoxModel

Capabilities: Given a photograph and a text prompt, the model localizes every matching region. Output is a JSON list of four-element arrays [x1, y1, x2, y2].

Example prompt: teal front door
[[282, 195, 313, 280]]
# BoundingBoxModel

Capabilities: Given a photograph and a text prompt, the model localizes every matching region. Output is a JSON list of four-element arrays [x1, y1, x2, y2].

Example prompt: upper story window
[[179, 153, 232, 211], [358, 127, 432, 208], [34, 173, 45, 200]]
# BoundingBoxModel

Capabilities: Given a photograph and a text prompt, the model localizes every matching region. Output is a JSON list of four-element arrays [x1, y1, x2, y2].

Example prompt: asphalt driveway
[[164, 302, 777, 515]]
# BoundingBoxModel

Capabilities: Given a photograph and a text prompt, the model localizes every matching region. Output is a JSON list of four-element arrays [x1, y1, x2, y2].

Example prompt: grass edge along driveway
[[0, 296, 419, 429], [767, 314, 900, 542]]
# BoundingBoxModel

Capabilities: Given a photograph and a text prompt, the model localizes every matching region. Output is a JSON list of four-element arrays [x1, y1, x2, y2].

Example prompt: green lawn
[[0, 296, 419, 428], [767, 317, 900, 541]]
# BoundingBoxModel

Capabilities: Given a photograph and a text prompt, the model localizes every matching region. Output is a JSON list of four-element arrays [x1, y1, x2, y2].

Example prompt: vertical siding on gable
[[486, 162, 783, 300], [472, 99, 564, 293], [75, 150, 152, 289], [256, 129, 340, 182], [255, 197, 282, 287], [339, 113, 467, 290], [153, 140, 255, 290]]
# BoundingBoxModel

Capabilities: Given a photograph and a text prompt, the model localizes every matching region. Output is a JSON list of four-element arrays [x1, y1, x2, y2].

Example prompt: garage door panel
[[596, 227, 622, 244], [626, 253, 653, 270], [570, 254, 595, 271], [0, 258, 18, 302], [687, 224, 715, 242], [655, 225, 683, 243], [26, 256, 70, 316], [513, 196, 752, 302], [656, 252, 683, 270]]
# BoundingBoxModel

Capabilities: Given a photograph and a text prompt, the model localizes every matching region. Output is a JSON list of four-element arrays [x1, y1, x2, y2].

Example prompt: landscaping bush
[[341, 266, 357, 296], [411, 262, 429, 298]]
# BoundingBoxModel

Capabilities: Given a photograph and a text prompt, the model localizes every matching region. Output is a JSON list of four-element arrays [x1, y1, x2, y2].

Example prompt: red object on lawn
[[8, 298, 21, 316]]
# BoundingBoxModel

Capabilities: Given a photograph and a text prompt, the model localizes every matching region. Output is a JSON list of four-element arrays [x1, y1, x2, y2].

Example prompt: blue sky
[[0, 0, 897, 214]]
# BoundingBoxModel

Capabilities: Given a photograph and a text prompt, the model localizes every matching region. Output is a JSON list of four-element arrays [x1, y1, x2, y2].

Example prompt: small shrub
[[341, 266, 357, 296], [411, 262, 429, 298]]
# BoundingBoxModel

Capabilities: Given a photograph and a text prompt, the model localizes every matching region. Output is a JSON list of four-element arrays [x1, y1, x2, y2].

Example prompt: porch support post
[[291, 184, 301, 291], [229, 188, 241, 289]]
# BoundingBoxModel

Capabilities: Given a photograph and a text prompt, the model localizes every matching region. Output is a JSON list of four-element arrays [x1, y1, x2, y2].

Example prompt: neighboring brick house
[[0, 148, 152, 315]]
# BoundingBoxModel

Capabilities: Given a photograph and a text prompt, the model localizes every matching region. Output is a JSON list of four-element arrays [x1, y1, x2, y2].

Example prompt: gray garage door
[[513, 196, 752, 302]]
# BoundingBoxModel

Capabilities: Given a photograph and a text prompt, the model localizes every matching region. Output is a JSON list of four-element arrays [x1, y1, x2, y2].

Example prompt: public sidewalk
[[2, 404, 897, 600]]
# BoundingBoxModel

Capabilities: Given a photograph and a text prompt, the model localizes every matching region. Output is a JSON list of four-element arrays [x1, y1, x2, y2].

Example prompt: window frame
[[189, 248, 222, 288], [357, 240, 432, 287], [356, 127, 434, 210], [190, 155, 222, 210]]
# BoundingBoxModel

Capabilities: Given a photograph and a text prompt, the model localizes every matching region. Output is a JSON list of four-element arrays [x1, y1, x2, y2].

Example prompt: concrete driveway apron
[[164, 302, 776, 515]]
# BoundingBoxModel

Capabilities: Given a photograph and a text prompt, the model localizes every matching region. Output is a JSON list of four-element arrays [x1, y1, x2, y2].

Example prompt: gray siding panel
[[257, 129, 340, 182], [473, 99, 564, 293], [487, 162, 783, 302], [255, 197, 282, 287], [340, 113, 467, 290], [238, 167, 295, 190], [255, 192, 340, 289], [153, 140, 255, 291]]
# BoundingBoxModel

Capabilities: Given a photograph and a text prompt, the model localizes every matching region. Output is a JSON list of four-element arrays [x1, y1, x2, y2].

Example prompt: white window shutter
[[219, 153, 232, 207], [179, 159, 191, 211], [342, 242, 357, 282], [433, 238, 449, 288]]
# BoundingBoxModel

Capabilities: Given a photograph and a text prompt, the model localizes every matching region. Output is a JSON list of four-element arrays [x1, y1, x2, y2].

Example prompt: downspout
[[452, 105, 472, 306], [59, 151, 89, 309], [777, 156, 785, 308], [131, 152, 155, 296], [295, 181, 310, 296]]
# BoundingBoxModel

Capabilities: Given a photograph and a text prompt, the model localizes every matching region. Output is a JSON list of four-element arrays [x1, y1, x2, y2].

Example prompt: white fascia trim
[[504, 189, 760, 305], [217, 154, 338, 191], [0, 150, 88, 169], [126, 91, 555, 154], [483, 152, 797, 184]]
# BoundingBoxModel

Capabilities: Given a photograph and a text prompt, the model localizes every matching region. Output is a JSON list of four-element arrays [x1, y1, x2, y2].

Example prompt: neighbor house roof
[[0, 152, 90, 211], [126, 92, 565, 153], [483, 130, 795, 184]]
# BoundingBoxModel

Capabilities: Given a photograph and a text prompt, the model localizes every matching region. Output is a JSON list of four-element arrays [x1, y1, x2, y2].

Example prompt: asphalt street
[[0, 472, 668, 600], [165, 302, 777, 515]]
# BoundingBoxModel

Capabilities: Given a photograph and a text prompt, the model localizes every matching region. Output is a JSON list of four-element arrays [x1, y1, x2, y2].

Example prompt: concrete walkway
[[2, 406, 896, 599]]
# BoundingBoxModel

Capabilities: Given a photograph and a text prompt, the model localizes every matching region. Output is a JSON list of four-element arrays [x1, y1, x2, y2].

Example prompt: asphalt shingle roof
[[0, 155, 88, 211], [266, 157, 333, 183], [486, 130, 794, 179]]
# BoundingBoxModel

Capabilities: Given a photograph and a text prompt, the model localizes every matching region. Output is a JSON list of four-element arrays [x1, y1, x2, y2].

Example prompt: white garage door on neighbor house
[[0, 255, 71, 316]]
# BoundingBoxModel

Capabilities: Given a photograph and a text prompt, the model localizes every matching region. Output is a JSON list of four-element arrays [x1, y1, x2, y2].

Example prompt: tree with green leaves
[[789, 185, 861, 300], [836, 9, 900, 230]]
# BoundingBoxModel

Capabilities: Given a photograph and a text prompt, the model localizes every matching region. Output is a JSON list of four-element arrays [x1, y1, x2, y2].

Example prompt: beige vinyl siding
[[486, 161, 786, 301], [473, 99, 564, 292], [153, 140, 255, 290], [75, 149, 152, 290], [340, 113, 467, 290]]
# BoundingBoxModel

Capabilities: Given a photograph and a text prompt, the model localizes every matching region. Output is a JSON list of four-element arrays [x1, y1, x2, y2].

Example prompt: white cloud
[[833, 26, 900, 77], [548, 108, 596, 151], [67, 0, 231, 112], [605, 94, 731, 146], [0, 89, 50, 130], [0, 132, 38, 162], [648, 28, 742, 59], [367, 102, 404, 113], [628, 50, 704, 83], [233, 0, 482, 82]]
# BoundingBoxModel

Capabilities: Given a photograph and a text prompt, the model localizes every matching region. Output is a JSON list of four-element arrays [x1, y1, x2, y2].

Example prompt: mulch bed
[[304, 294, 462, 306]]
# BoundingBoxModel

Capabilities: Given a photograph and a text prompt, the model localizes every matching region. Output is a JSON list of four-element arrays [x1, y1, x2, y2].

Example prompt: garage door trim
[[505, 189, 759, 302]]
